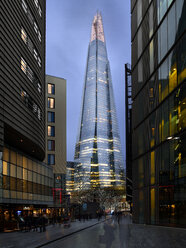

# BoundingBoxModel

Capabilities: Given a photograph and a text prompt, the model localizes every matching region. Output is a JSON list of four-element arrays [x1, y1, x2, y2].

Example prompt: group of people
[[18, 215, 48, 232]]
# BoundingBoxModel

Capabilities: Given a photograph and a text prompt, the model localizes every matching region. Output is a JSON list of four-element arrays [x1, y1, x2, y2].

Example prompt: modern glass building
[[74, 12, 125, 190], [131, 0, 186, 226]]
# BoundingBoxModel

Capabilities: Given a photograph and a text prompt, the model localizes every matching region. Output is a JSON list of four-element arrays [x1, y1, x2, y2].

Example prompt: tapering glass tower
[[74, 12, 125, 190]]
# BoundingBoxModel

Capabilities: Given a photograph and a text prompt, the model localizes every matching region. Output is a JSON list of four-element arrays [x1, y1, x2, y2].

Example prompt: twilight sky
[[46, 0, 131, 163]]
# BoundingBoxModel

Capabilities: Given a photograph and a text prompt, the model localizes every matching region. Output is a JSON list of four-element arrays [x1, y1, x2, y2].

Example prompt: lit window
[[37, 83, 41, 94], [48, 97, 55, 108], [21, 57, 27, 74], [38, 57, 41, 67], [21, 28, 27, 43], [33, 49, 38, 60], [48, 154, 55, 165], [48, 112, 55, 122], [48, 140, 55, 151], [33, 103, 37, 113], [38, 31, 41, 42], [34, 22, 38, 34], [48, 126, 55, 136], [38, 6, 42, 17], [27, 65, 33, 82], [38, 108, 41, 120], [48, 84, 55, 94], [34, 0, 38, 8], [22, 0, 27, 13]]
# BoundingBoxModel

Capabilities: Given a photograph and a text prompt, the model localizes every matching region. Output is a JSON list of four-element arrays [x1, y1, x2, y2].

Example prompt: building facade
[[45, 75, 67, 208], [0, 0, 54, 231], [74, 12, 125, 190], [66, 161, 75, 195], [131, 0, 186, 226], [125, 64, 133, 206]]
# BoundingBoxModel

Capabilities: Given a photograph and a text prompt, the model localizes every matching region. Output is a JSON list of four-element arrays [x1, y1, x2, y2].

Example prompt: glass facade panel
[[167, 3, 176, 50]]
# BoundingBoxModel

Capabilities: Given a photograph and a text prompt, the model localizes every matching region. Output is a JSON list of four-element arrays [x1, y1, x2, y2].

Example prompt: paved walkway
[[0, 218, 106, 248]]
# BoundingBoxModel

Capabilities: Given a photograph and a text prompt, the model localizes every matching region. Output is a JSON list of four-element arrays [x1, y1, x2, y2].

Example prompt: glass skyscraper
[[74, 12, 125, 190]]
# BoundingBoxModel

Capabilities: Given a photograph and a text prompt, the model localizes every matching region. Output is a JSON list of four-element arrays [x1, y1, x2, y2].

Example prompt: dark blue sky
[[46, 0, 131, 163]]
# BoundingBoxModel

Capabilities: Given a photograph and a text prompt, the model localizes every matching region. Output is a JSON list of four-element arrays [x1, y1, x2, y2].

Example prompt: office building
[[74, 12, 125, 190], [125, 63, 133, 206], [131, 0, 186, 226], [66, 161, 75, 195], [45, 75, 66, 209], [0, 0, 54, 231]]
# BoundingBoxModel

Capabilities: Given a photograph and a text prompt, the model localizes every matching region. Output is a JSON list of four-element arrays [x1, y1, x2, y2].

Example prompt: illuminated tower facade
[[74, 12, 125, 190]]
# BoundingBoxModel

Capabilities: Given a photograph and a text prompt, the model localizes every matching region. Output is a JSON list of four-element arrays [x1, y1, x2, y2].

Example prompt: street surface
[[44, 215, 132, 248], [0, 214, 186, 248]]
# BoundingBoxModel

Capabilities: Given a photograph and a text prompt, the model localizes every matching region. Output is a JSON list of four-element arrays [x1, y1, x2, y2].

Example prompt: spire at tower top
[[90, 12, 105, 42]]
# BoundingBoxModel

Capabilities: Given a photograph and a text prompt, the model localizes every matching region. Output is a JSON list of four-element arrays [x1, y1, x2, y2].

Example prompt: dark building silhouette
[[125, 63, 133, 206], [0, 0, 53, 231], [131, 0, 186, 226]]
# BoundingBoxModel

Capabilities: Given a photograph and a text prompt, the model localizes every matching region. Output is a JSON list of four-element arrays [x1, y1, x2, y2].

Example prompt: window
[[48, 112, 55, 122], [48, 84, 55, 94], [21, 89, 41, 120], [149, 3, 153, 38], [48, 154, 55, 165], [48, 140, 55, 151], [149, 40, 154, 74], [137, 0, 142, 27], [21, 0, 41, 42], [34, 0, 38, 8], [137, 27, 142, 58], [21, 57, 27, 74], [21, 28, 27, 44], [48, 126, 55, 136], [160, 17, 168, 61], [48, 97, 55, 108], [168, 3, 176, 50], [22, 0, 27, 13]]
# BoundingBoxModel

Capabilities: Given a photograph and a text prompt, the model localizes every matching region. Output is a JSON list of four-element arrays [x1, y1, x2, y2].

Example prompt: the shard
[[74, 12, 125, 190]]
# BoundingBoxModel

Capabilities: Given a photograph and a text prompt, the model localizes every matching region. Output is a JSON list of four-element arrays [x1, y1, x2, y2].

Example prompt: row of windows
[[48, 83, 55, 94], [22, 0, 41, 42], [48, 154, 55, 165], [3, 148, 53, 177], [133, 0, 184, 72], [21, 27, 41, 68], [157, 0, 175, 24], [48, 97, 55, 108], [20, 57, 42, 94], [33, 0, 42, 18], [3, 176, 52, 196], [133, 131, 186, 190], [133, 33, 186, 128], [21, 89, 41, 120], [133, 82, 186, 159]]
